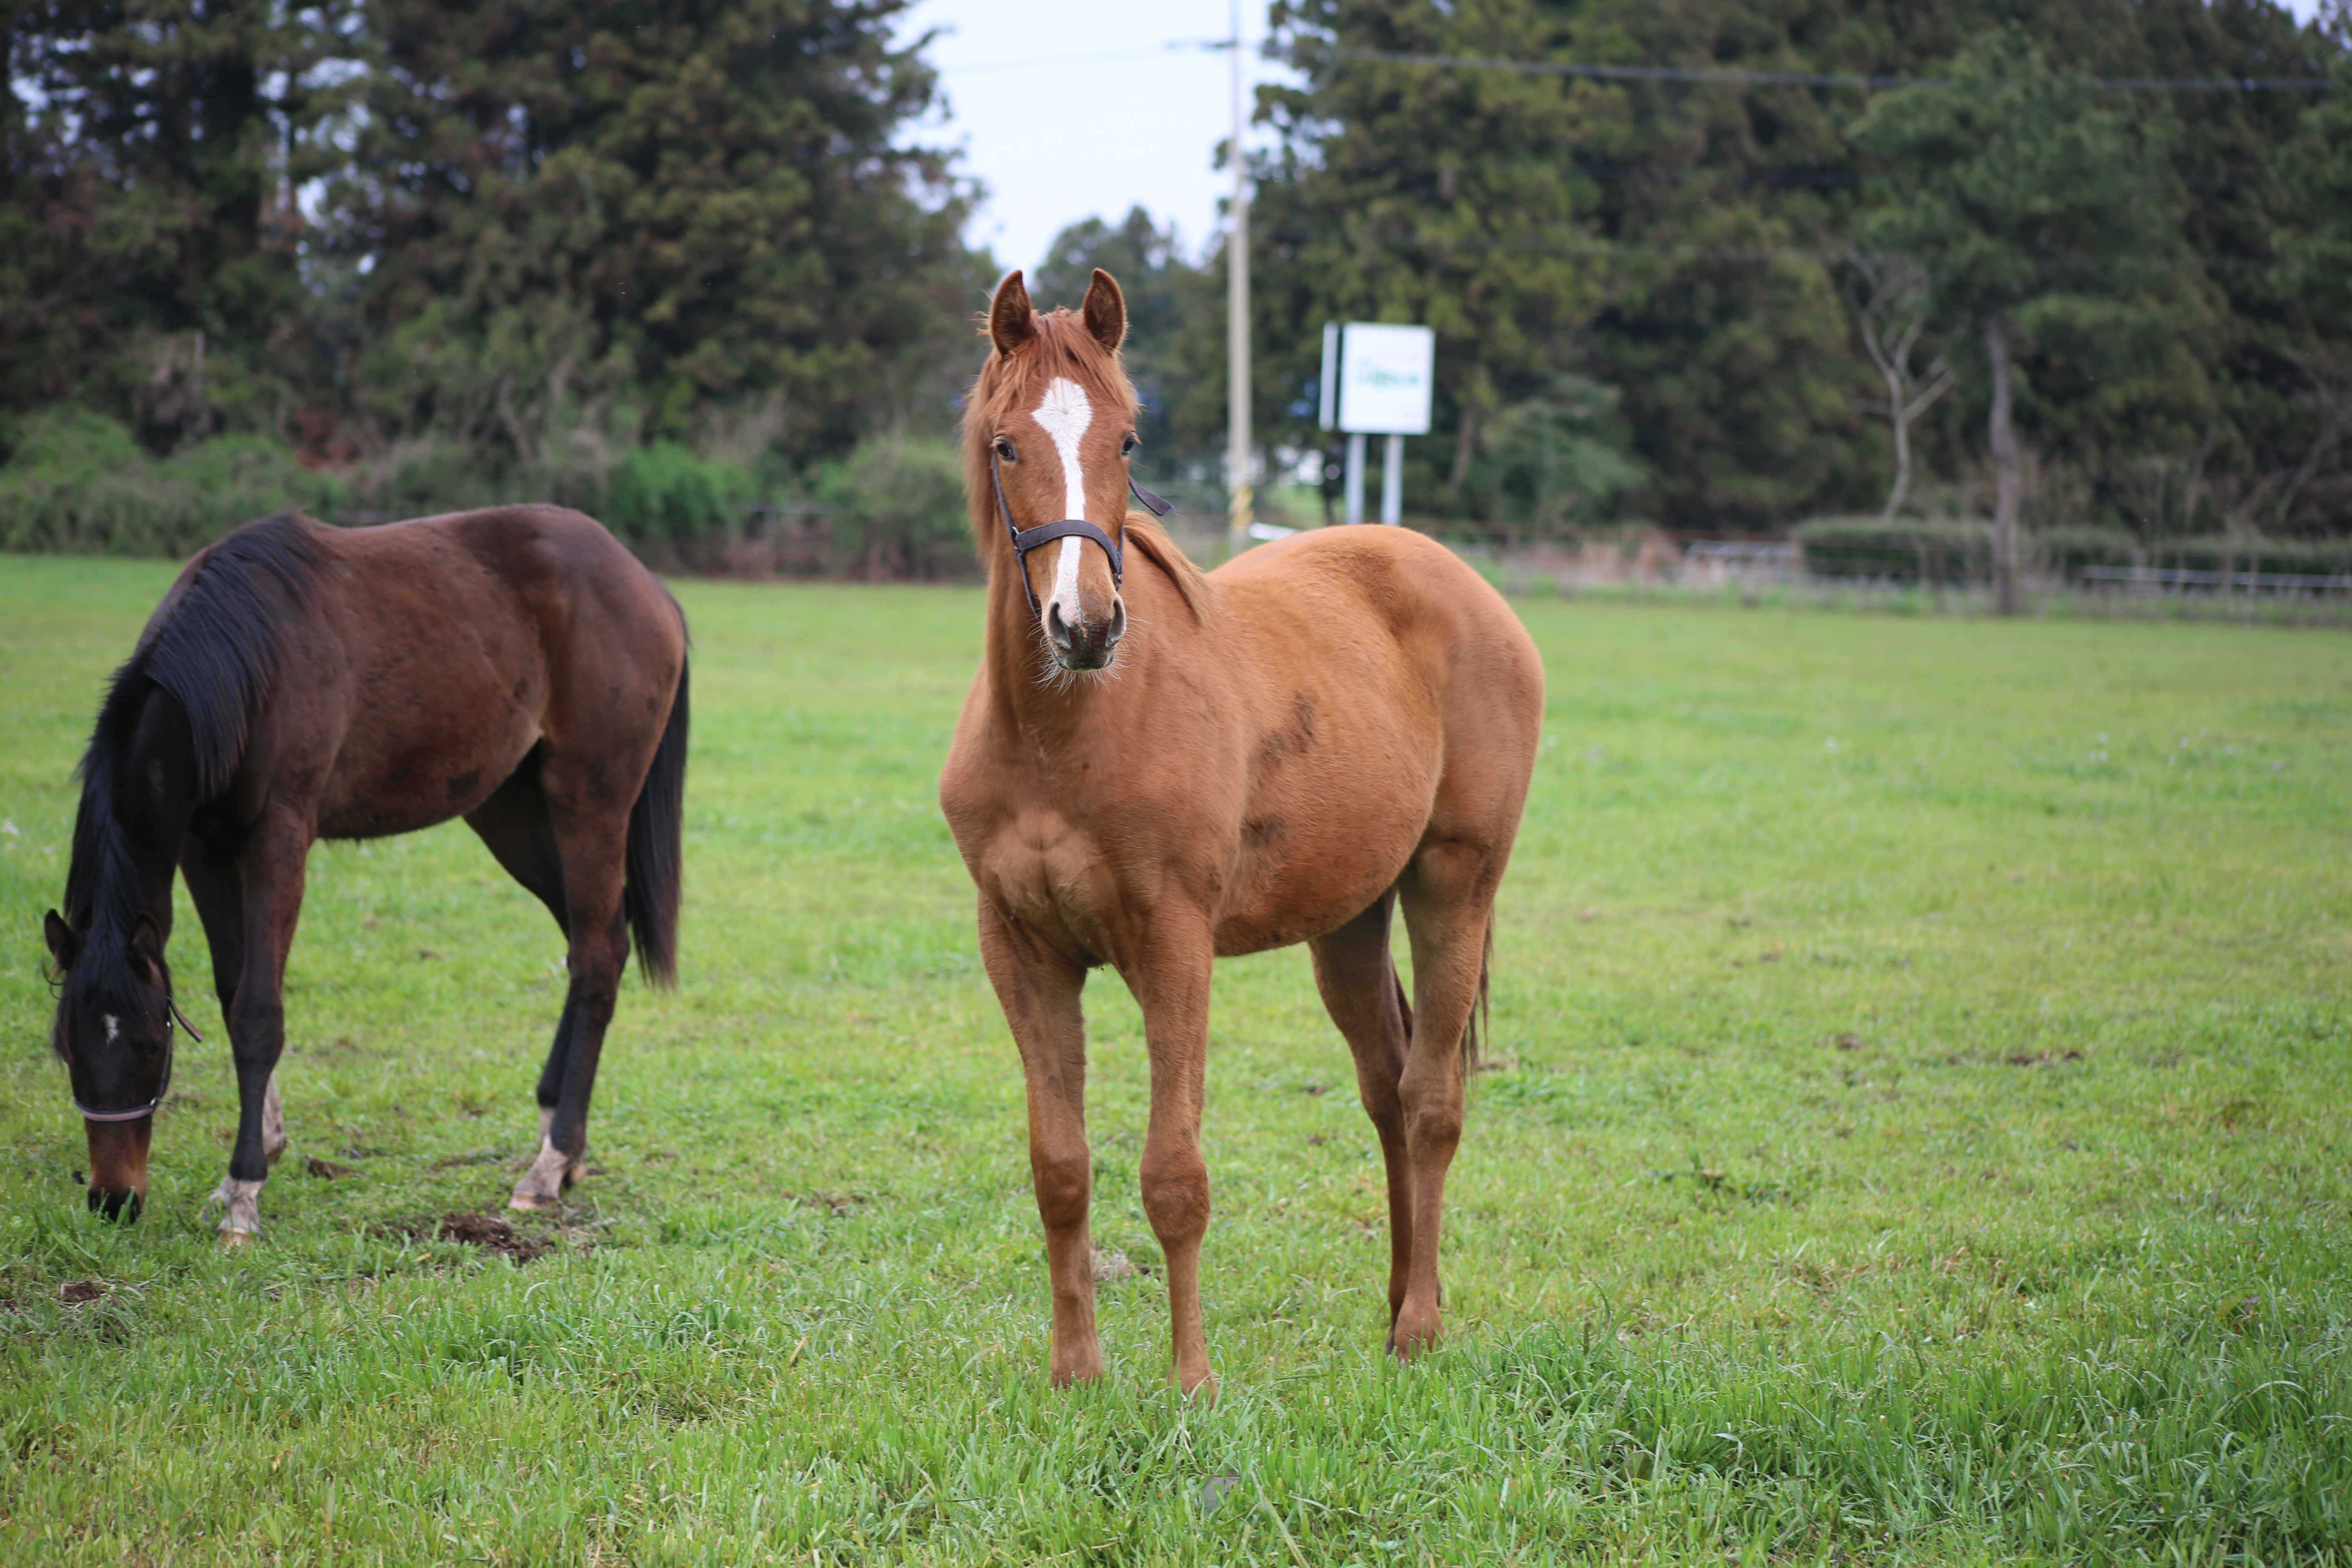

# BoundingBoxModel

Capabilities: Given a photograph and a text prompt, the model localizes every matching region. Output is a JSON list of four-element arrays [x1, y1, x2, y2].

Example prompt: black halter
[[990, 452, 1173, 617], [72, 993, 201, 1123]]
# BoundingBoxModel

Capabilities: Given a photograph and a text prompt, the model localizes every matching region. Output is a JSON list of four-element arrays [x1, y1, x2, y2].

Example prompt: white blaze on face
[[1031, 377, 1094, 628], [103, 1013, 120, 1044]]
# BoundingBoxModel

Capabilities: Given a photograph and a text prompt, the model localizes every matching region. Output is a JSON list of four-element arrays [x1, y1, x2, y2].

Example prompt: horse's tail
[[1388, 918, 1489, 1074], [1465, 919, 1491, 1072], [624, 655, 688, 987]]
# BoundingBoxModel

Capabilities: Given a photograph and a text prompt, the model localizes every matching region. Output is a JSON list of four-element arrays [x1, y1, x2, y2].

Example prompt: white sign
[[1336, 323, 1434, 436]]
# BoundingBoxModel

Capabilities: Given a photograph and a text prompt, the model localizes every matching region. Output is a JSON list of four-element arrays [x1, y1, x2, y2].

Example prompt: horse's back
[[220, 507, 682, 838], [1213, 526, 1543, 744]]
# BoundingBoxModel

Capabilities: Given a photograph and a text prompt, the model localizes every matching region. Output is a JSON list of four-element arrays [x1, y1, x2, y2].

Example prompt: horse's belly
[[1212, 800, 1425, 955], [314, 689, 541, 839]]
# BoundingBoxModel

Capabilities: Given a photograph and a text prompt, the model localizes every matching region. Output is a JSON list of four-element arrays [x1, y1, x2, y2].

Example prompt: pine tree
[[1851, 28, 2186, 611], [343, 0, 976, 462]]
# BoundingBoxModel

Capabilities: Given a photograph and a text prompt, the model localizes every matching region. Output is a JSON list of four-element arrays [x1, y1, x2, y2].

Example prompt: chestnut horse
[[43, 507, 687, 1238], [940, 270, 1544, 1395]]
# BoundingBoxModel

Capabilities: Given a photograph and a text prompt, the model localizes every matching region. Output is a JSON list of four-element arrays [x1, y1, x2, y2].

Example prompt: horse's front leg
[[976, 900, 1100, 1385], [1123, 916, 1217, 1399], [209, 826, 307, 1244]]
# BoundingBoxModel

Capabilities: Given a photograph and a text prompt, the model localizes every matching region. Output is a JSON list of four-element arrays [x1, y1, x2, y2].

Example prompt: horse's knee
[[1031, 1149, 1090, 1232], [1402, 1086, 1463, 1153], [1139, 1152, 1209, 1244]]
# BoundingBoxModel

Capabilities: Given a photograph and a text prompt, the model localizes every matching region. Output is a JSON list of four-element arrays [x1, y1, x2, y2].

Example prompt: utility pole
[[1225, 0, 1252, 557]]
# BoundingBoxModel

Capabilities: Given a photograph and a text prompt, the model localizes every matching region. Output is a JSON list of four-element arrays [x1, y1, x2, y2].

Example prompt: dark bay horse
[[939, 270, 1544, 1396], [43, 507, 687, 1239]]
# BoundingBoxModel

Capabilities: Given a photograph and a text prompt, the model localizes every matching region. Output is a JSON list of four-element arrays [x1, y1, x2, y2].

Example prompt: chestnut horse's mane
[[963, 308, 1216, 626]]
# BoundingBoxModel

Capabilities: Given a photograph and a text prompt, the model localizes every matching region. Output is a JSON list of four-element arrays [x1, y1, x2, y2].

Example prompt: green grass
[[2, 557, 2349, 1565]]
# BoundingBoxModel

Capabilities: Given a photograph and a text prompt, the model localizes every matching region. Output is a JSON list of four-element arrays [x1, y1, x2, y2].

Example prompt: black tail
[[624, 656, 688, 987]]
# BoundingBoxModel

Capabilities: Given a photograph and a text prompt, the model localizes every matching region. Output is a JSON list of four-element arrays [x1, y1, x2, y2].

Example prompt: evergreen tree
[[341, 0, 976, 463], [4, 0, 363, 441], [1851, 28, 2186, 611]]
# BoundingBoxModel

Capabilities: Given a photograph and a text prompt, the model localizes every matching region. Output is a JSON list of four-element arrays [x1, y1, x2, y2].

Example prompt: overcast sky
[[894, 0, 1280, 287], [900, 0, 2339, 291]]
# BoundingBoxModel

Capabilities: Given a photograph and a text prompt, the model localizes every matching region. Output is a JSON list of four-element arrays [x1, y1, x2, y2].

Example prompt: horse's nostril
[[1107, 599, 1127, 644], [1045, 601, 1072, 646]]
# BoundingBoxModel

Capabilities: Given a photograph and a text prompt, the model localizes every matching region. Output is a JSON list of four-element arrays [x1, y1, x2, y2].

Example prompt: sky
[[893, 0, 1282, 285], [901, 0, 2340, 288]]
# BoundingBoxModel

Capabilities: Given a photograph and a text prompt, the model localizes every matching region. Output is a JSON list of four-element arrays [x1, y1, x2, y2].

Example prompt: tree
[[341, 0, 977, 464], [1851, 28, 2185, 611], [2273, 47, 2352, 531], [4, 0, 363, 440], [1257, 0, 1610, 519], [1840, 250, 1955, 520]]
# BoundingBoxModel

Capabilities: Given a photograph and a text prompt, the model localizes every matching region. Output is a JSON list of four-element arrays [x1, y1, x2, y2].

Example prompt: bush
[[0, 408, 342, 555], [811, 431, 973, 580], [602, 441, 760, 545], [2139, 536, 2352, 580], [2037, 526, 2138, 579], [1793, 517, 1990, 583]]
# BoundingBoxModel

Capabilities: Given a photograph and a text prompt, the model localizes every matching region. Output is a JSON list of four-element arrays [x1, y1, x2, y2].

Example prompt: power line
[[1268, 225, 2286, 271], [1301, 45, 2335, 94]]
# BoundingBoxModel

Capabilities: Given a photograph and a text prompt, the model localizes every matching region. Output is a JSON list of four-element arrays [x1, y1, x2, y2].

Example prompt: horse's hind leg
[[463, 754, 578, 1149], [1307, 891, 1416, 1335], [505, 762, 633, 1212], [1390, 839, 1508, 1356]]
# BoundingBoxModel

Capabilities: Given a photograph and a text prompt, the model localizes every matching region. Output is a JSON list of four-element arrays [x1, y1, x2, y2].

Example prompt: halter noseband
[[72, 994, 200, 1123], [990, 451, 1173, 617]]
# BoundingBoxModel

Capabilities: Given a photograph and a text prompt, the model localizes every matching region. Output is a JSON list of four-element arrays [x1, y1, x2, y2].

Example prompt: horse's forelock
[[967, 311, 1134, 452]]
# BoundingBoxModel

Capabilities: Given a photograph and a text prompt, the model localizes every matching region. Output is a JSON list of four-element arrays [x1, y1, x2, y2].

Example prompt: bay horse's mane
[[962, 308, 1216, 626], [56, 512, 320, 1036]]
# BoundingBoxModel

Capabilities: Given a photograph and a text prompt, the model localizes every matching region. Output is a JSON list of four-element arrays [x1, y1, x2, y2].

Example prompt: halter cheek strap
[[71, 996, 198, 1123], [990, 452, 1174, 617]]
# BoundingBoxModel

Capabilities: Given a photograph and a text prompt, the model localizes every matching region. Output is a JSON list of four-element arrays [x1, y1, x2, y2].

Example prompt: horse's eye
[[1121, 434, 1139, 457], [993, 436, 1016, 461]]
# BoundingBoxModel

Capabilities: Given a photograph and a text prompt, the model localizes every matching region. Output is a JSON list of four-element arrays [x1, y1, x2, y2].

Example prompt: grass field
[[1, 556, 2348, 1565]]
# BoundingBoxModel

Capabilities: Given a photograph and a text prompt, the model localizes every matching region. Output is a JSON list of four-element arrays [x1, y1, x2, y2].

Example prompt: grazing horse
[[42, 507, 688, 1239], [939, 270, 1544, 1395]]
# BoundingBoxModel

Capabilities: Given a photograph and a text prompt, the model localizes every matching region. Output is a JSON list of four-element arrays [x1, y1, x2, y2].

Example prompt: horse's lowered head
[[972, 267, 1141, 673], [43, 906, 181, 1220]]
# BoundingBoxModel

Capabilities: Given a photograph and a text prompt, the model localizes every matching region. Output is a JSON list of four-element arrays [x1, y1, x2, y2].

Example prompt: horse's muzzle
[[1047, 596, 1126, 671], [84, 1115, 151, 1222]]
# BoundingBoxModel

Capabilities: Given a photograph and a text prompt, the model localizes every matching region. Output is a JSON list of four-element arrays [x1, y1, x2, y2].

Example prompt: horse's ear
[[1082, 269, 1127, 351], [989, 271, 1035, 355], [127, 912, 164, 980], [43, 910, 78, 971]]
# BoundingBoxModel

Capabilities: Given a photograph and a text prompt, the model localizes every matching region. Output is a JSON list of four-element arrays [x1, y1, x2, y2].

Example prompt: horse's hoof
[[510, 1137, 580, 1212], [206, 1177, 264, 1240], [1179, 1370, 1220, 1406]]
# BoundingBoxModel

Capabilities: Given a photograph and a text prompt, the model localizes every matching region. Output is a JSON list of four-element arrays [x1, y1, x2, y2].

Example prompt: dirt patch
[[59, 1280, 107, 1305], [2005, 1049, 2086, 1067], [382, 1212, 551, 1264], [431, 1148, 511, 1169], [305, 1155, 357, 1179], [790, 1189, 868, 1216]]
